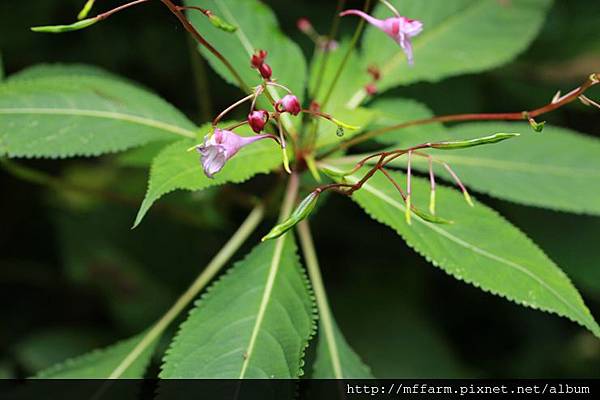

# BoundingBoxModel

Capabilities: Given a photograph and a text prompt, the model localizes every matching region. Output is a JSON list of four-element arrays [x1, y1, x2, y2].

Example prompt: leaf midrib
[[238, 237, 286, 378], [0, 107, 195, 138], [321, 164, 595, 331]]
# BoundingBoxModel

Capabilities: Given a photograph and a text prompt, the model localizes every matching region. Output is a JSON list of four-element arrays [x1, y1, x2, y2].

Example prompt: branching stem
[[332, 72, 600, 152]]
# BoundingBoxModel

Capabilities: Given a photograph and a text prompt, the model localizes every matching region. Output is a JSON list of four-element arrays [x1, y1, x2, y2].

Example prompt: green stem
[[106, 204, 265, 379], [311, 0, 347, 100], [320, 0, 371, 109], [297, 220, 343, 378]]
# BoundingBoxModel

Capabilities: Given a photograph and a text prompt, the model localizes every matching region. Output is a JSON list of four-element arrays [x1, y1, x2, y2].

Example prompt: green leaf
[[160, 236, 316, 378], [0, 71, 196, 158], [321, 164, 600, 338], [186, 0, 306, 101], [35, 334, 154, 378], [308, 41, 376, 148], [368, 97, 443, 145], [368, 100, 600, 215], [7, 64, 118, 82], [134, 124, 281, 227], [347, 0, 552, 106], [313, 318, 373, 378]]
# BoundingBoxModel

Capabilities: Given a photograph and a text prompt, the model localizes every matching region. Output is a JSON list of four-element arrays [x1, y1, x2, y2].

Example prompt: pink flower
[[275, 94, 301, 116], [247, 110, 269, 133], [196, 128, 277, 178], [340, 10, 423, 65]]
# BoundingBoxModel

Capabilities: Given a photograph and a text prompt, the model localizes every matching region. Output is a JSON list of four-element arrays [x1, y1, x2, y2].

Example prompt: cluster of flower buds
[[192, 45, 360, 179], [251, 49, 272, 80]]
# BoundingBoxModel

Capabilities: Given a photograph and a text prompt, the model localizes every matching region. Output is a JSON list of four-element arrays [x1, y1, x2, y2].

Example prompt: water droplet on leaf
[[336, 126, 344, 137]]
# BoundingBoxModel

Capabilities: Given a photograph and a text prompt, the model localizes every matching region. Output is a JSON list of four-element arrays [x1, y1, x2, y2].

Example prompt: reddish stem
[[159, 0, 250, 93], [96, 0, 150, 20], [333, 72, 600, 152]]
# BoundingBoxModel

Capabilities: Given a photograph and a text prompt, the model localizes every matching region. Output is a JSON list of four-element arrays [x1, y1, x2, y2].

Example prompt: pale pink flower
[[196, 129, 277, 178], [340, 10, 423, 65]]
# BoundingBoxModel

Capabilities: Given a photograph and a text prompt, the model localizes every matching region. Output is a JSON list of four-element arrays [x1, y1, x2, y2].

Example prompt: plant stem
[[96, 0, 150, 21], [159, 0, 251, 93], [320, 0, 371, 109], [333, 72, 600, 152], [106, 204, 265, 379], [297, 220, 343, 378]]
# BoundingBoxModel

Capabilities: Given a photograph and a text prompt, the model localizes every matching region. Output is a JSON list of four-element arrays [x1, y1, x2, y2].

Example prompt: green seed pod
[[431, 132, 519, 150], [208, 14, 237, 33], [320, 166, 356, 179], [262, 191, 320, 241], [77, 0, 96, 20], [412, 207, 453, 224], [31, 18, 98, 33]]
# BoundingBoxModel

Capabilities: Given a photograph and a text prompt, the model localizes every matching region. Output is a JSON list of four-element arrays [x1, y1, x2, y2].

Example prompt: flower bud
[[258, 63, 272, 80], [296, 17, 313, 33], [365, 83, 378, 96], [275, 94, 301, 116], [250, 50, 267, 68], [247, 110, 269, 133]]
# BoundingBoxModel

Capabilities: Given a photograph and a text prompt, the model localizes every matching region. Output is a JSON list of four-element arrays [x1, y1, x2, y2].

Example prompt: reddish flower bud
[[296, 17, 313, 33], [250, 50, 268, 68], [247, 110, 269, 133], [275, 94, 301, 116], [258, 63, 272, 80], [309, 100, 321, 113], [365, 83, 378, 96]]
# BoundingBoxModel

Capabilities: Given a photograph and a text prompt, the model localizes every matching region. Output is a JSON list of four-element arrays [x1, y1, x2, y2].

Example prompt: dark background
[[1, 0, 599, 378]]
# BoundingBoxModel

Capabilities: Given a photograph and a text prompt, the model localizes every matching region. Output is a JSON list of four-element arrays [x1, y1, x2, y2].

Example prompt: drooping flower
[[247, 110, 269, 133], [340, 10, 423, 64], [196, 128, 277, 178], [275, 94, 301, 115]]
